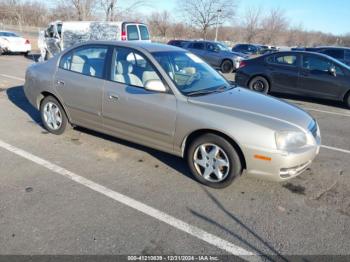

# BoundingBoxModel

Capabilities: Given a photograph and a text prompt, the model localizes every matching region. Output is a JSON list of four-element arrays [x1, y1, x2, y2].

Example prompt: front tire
[[40, 96, 68, 135], [221, 60, 233, 74], [187, 134, 242, 189], [249, 76, 270, 94]]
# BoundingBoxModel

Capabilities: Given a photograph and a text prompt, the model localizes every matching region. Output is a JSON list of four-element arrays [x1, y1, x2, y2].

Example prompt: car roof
[[73, 41, 185, 53], [316, 46, 350, 50]]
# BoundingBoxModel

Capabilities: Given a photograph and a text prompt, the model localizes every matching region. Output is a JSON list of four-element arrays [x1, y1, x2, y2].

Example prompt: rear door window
[[275, 55, 297, 66], [138, 25, 150, 40], [127, 25, 139, 41], [192, 42, 205, 50], [59, 46, 108, 78]]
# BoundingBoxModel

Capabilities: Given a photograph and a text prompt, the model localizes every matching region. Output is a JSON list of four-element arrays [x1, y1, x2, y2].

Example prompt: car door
[[55, 45, 109, 130], [298, 54, 346, 99], [266, 53, 300, 93], [187, 42, 206, 59], [102, 46, 177, 152], [204, 42, 220, 67]]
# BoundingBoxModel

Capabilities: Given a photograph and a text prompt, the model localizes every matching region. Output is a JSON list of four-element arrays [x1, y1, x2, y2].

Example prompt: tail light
[[238, 60, 247, 69], [121, 31, 127, 41], [25, 39, 30, 44]]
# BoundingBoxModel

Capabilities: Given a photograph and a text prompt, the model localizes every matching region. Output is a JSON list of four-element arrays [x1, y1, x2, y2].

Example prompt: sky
[[117, 0, 350, 36]]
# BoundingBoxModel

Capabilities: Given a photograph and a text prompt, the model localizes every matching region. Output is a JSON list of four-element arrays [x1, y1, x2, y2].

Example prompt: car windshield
[[153, 51, 233, 96], [0, 32, 19, 37], [216, 43, 230, 51]]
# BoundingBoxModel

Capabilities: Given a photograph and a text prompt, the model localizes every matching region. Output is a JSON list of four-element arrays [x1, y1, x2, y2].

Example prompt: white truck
[[39, 21, 151, 61]]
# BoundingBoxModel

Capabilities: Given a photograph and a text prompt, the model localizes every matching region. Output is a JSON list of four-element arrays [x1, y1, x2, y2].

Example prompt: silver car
[[185, 41, 247, 73], [24, 41, 321, 188]]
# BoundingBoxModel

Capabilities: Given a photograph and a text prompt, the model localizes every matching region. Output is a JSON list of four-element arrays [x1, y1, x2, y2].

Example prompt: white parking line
[[0, 74, 25, 82], [0, 139, 259, 261], [322, 145, 350, 154], [304, 107, 350, 117]]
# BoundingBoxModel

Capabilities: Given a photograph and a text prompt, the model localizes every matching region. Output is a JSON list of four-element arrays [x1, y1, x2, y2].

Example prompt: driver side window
[[303, 55, 331, 72], [110, 47, 162, 88]]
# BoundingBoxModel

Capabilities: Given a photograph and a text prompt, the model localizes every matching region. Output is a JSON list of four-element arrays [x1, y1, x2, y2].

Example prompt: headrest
[[117, 61, 133, 74], [72, 55, 88, 64]]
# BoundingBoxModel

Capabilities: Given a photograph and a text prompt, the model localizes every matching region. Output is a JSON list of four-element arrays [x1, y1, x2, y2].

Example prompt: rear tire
[[40, 96, 68, 135], [221, 60, 233, 74], [187, 133, 242, 189], [345, 92, 350, 109], [249, 76, 270, 94]]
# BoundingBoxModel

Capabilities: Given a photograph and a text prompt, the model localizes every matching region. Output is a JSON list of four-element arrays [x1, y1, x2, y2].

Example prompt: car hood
[[188, 87, 313, 131]]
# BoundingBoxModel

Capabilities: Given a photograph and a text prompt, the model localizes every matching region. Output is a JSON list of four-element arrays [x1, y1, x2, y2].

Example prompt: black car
[[167, 40, 190, 48], [235, 51, 350, 108]]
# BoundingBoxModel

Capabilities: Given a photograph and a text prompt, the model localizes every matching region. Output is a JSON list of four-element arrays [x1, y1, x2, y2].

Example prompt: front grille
[[308, 120, 318, 138]]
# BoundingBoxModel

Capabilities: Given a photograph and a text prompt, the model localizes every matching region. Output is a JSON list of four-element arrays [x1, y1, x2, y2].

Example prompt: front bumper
[[244, 141, 320, 182]]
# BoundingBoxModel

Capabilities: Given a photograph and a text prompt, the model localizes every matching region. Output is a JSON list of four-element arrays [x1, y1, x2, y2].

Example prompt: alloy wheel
[[193, 143, 230, 183]]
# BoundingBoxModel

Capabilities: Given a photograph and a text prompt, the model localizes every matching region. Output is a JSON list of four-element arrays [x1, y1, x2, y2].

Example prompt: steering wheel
[[184, 71, 201, 86]]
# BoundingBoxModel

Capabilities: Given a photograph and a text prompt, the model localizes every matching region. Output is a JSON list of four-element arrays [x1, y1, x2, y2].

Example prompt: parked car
[[185, 40, 248, 73], [309, 47, 350, 66], [0, 31, 31, 55], [232, 44, 277, 56], [167, 40, 190, 48], [235, 51, 350, 108], [24, 42, 321, 188], [39, 20, 151, 61]]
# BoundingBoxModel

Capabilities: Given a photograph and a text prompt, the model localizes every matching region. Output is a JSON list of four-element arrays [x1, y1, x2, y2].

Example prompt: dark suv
[[292, 47, 350, 66]]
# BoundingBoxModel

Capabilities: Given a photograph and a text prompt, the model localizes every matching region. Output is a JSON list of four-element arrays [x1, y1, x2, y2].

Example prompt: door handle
[[56, 80, 65, 87], [108, 94, 119, 101]]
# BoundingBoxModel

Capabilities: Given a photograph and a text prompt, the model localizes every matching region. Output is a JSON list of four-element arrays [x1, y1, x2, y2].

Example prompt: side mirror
[[145, 80, 167, 93], [329, 66, 336, 77]]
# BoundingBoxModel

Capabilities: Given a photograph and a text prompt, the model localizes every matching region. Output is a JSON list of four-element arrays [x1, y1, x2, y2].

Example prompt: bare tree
[[242, 6, 261, 43], [60, 0, 97, 21], [100, 0, 116, 21], [148, 11, 171, 37], [178, 0, 236, 39], [260, 8, 287, 45]]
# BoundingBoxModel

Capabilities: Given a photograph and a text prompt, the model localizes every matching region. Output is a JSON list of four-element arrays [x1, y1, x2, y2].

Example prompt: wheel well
[[184, 129, 247, 170], [344, 90, 350, 103], [248, 75, 271, 89], [39, 92, 70, 121]]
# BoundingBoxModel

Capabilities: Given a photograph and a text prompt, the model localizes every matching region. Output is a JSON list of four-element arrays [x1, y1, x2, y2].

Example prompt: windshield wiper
[[186, 85, 233, 97]]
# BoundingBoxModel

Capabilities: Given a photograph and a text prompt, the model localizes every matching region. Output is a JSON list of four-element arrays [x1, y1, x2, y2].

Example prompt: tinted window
[[0, 32, 18, 37], [127, 25, 139, 41], [207, 43, 216, 51], [303, 55, 331, 71], [139, 25, 150, 40], [110, 47, 161, 88], [323, 49, 344, 59], [59, 46, 108, 78], [344, 50, 350, 60], [192, 43, 205, 50], [275, 55, 297, 66]]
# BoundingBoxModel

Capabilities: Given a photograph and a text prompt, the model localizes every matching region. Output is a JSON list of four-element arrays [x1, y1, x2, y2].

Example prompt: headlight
[[275, 131, 307, 151]]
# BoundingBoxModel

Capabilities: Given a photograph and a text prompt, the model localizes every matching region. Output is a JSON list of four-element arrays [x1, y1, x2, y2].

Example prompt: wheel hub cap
[[43, 102, 62, 130], [193, 143, 230, 183]]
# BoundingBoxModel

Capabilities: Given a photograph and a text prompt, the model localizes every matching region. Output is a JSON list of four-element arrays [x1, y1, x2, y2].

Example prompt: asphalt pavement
[[0, 55, 349, 261]]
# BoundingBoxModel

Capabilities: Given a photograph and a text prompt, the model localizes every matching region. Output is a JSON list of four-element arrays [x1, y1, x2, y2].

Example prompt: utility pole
[[215, 9, 222, 42]]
